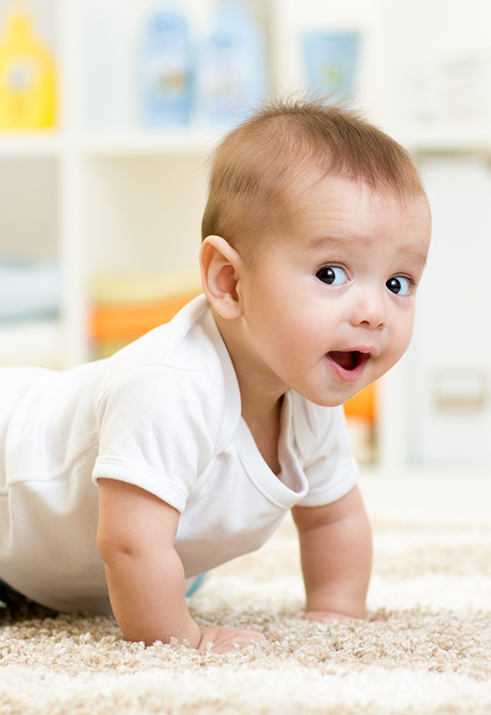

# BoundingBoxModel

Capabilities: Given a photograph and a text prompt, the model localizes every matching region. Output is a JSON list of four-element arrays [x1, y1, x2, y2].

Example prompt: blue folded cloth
[[185, 573, 207, 597], [0, 258, 61, 323]]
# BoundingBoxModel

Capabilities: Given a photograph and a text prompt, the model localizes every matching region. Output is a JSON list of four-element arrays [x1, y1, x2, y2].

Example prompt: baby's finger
[[198, 626, 269, 653], [212, 635, 269, 654]]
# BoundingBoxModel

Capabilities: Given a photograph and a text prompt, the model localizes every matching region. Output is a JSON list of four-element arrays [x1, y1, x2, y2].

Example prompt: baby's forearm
[[103, 545, 201, 647], [103, 547, 270, 653], [293, 487, 372, 621], [301, 510, 372, 618], [97, 480, 268, 654]]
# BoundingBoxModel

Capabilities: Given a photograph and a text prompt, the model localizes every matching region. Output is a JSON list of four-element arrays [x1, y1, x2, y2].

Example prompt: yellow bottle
[[0, 0, 56, 130]]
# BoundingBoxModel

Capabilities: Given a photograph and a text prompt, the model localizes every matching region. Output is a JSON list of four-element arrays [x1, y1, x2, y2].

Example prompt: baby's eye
[[316, 266, 348, 286], [386, 275, 413, 296]]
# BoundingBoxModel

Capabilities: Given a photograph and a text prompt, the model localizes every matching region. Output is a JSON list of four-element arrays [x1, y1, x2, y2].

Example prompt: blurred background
[[0, 0, 490, 474]]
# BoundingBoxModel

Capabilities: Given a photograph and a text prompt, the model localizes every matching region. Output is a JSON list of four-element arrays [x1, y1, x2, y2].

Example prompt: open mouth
[[326, 350, 371, 381], [328, 350, 366, 371]]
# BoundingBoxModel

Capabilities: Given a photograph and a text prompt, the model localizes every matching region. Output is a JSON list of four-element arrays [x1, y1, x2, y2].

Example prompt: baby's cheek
[[391, 328, 413, 364]]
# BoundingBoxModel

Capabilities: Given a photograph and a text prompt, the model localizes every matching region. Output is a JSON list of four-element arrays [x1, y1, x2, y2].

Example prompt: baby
[[0, 99, 431, 653]]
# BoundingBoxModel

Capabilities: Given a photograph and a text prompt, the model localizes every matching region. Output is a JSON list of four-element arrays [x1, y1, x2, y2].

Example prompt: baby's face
[[237, 174, 431, 407]]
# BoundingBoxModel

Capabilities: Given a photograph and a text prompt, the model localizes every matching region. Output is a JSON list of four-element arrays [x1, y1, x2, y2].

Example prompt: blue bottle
[[139, 2, 194, 128], [198, 1, 267, 130], [302, 31, 360, 103]]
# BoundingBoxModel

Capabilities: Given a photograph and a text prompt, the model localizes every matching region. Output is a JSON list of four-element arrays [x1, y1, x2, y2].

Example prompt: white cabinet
[[403, 158, 491, 469]]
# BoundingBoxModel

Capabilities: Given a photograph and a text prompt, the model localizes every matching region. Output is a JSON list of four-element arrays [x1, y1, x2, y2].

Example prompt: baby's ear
[[199, 236, 243, 319]]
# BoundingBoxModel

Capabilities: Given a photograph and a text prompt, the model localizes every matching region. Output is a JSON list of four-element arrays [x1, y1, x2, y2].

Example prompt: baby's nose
[[350, 290, 386, 329]]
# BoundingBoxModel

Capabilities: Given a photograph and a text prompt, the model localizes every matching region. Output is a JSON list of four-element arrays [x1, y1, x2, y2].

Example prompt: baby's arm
[[97, 479, 268, 652], [291, 485, 372, 622]]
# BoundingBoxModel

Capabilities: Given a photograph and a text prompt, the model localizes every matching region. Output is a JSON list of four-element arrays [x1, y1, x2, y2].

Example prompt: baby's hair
[[201, 97, 426, 253]]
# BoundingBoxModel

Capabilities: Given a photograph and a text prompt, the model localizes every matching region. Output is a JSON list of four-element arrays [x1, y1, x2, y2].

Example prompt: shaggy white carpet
[[1, 475, 491, 715]]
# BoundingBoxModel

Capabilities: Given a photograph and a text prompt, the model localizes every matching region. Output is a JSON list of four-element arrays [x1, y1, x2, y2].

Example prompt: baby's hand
[[197, 625, 269, 654]]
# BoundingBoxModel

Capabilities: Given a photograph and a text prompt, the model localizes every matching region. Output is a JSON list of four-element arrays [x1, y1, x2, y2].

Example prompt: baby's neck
[[212, 310, 285, 473], [241, 396, 283, 475]]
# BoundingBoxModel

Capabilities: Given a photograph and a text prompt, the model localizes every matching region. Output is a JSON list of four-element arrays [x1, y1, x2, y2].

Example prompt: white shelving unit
[[0, 132, 64, 157], [0, 0, 416, 372], [1, 0, 490, 470], [0, 0, 221, 368]]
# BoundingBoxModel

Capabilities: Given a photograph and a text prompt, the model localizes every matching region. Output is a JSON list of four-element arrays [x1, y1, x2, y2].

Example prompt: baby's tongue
[[329, 351, 355, 370]]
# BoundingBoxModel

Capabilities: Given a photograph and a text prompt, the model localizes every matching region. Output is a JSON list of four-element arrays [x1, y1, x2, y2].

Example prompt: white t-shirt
[[0, 295, 358, 613]]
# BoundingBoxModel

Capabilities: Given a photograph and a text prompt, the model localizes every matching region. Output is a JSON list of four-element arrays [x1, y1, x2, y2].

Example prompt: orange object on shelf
[[343, 382, 376, 423], [90, 291, 199, 341]]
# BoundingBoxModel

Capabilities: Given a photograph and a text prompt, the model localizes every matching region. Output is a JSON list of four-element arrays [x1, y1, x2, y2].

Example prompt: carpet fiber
[[1, 489, 491, 714]]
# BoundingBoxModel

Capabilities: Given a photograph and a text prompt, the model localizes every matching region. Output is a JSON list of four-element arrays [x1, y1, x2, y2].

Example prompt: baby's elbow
[[97, 524, 135, 567]]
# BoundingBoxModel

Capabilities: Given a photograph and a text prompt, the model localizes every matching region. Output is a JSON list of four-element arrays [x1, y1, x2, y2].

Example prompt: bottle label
[[4, 56, 39, 91]]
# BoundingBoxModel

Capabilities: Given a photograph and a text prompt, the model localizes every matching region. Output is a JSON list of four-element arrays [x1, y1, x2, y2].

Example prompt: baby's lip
[[326, 348, 373, 381]]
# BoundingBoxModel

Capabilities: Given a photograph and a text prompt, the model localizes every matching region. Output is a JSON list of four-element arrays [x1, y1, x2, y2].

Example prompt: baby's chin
[[307, 385, 371, 409], [304, 394, 353, 409]]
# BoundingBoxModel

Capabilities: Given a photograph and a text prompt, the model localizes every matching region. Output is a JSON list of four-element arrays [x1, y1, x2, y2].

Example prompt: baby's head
[[200, 99, 431, 407], [201, 98, 426, 257]]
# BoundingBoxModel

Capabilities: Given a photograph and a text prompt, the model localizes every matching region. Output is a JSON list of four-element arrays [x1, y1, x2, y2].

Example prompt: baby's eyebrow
[[305, 234, 351, 251], [303, 235, 429, 271], [399, 249, 428, 270]]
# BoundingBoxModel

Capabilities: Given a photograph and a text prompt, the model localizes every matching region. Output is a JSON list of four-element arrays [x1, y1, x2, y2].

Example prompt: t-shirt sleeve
[[292, 395, 359, 507], [92, 366, 218, 513]]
